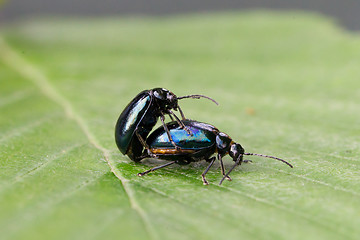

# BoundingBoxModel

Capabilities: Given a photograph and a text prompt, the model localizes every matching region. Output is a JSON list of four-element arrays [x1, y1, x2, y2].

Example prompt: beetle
[[115, 88, 218, 161], [136, 120, 293, 185]]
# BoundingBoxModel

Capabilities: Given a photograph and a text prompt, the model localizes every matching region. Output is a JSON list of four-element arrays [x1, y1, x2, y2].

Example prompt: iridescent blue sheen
[[148, 121, 217, 150]]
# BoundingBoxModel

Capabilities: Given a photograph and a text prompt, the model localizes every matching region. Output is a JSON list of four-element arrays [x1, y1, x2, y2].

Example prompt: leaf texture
[[1, 12, 360, 240]]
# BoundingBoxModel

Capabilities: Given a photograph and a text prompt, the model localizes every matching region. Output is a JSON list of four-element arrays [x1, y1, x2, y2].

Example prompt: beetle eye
[[154, 89, 167, 100], [168, 93, 176, 102], [229, 143, 244, 159], [154, 91, 161, 99]]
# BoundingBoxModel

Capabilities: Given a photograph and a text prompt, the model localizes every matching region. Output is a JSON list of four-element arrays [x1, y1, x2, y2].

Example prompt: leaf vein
[[252, 163, 360, 196], [0, 143, 85, 195], [160, 168, 352, 238], [0, 114, 56, 144], [0, 89, 33, 108], [0, 36, 158, 240]]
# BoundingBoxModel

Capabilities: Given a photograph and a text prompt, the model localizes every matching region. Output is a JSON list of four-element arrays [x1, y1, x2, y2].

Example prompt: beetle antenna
[[243, 153, 293, 168], [219, 154, 242, 185], [177, 94, 219, 105]]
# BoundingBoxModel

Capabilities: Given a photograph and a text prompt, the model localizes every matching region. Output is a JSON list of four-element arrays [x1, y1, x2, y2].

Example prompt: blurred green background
[[1, 2, 360, 240]]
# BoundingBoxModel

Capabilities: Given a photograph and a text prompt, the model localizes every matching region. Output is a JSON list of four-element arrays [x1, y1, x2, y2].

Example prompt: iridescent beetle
[[115, 88, 218, 161], [137, 120, 293, 185]]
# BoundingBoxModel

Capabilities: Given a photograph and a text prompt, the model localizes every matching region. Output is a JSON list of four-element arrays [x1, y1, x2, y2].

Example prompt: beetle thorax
[[216, 132, 232, 154], [152, 88, 179, 112]]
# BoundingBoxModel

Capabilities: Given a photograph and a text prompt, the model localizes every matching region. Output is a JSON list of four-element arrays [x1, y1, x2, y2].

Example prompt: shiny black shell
[[115, 90, 156, 160]]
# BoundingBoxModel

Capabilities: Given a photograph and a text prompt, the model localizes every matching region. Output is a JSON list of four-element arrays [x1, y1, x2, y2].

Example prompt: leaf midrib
[[0, 36, 158, 240]]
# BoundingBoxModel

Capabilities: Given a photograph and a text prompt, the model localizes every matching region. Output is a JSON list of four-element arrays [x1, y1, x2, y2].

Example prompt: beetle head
[[229, 143, 245, 163], [153, 88, 179, 110]]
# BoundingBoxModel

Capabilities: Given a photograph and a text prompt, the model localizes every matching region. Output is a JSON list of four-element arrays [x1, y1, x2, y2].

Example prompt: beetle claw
[[201, 174, 210, 185], [202, 180, 209, 185], [171, 141, 181, 150], [184, 127, 192, 135], [151, 154, 159, 159], [147, 150, 159, 159]]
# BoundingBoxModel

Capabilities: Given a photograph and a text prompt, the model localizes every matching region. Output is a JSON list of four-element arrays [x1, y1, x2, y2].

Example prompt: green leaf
[[1, 12, 360, 240]]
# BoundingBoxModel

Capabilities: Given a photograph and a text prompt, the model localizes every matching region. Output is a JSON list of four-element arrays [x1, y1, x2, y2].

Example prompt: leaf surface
[[1, 12, 360, 240]]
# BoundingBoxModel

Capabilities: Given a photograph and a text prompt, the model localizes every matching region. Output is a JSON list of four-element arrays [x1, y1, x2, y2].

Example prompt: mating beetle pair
[[115, 88, 293, 185], [115, 88, 218, 161]]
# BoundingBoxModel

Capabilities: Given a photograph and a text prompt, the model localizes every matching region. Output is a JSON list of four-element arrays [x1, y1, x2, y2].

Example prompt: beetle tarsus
[[202, 179, 209, 185], [201, 157, 216, 185], [168, 109, 193, 136], [184, 126, 192, 135], [171, 141, 181, 150], [145, 149, 159, 159], [150, 153, 159, 159]]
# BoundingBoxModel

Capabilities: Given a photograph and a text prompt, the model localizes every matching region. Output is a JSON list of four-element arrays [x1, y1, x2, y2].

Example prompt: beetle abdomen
[[147, 121, 217, 150], [115, 91, 152, 154], [150, 148, 196, 154]]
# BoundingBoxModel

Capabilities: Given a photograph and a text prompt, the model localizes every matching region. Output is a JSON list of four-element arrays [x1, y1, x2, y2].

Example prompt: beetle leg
[[160, 114, 181, 150], [137, 161, 176, 177], [135, 131, 158, 159], [135, 130, 150, 149], [177, 105, 186, 120], [219, 155, 242, 185], [201, 157, 216, 185], [167, 110, 192, 135], [218, 153, 232, 181], [168, 113, 175, 121]]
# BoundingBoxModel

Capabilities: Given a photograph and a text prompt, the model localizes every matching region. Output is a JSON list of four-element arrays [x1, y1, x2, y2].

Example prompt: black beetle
[[115, 88, 218, 161], [137, 120, 293, 185]]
